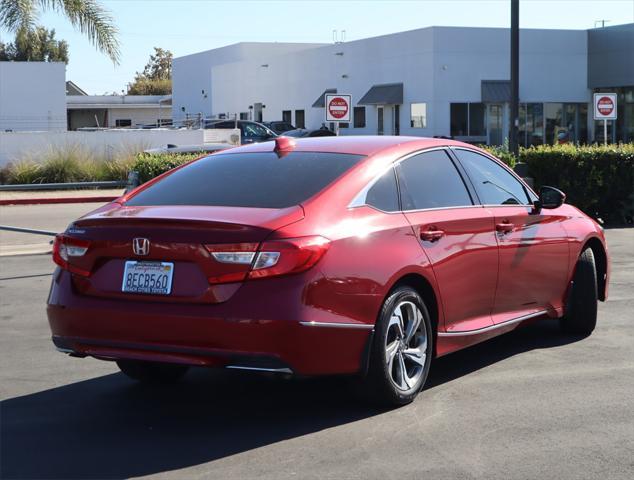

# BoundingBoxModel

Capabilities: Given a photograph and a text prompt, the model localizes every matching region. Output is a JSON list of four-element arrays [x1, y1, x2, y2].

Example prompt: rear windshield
[[126, 151, 364, 209]]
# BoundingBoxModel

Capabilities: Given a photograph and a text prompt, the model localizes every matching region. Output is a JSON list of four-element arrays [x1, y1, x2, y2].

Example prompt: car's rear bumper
[[47, 270, 374, 375]]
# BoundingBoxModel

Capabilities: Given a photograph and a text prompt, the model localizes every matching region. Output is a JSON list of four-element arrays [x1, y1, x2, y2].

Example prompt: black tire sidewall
[[562, 247, 598, 335]]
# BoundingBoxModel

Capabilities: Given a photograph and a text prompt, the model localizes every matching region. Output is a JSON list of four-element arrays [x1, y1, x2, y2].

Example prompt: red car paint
[[47, 136, 609, 374]]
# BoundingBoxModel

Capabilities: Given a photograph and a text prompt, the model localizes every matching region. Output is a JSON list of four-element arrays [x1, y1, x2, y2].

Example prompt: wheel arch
[[388, 273, 440, 358], [583, 236, 608, 302]]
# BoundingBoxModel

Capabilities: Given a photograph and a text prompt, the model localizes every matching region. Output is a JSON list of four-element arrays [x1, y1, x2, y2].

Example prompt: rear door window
[[454, 149, 531, 205], [396, 149, 473, 210], [126, 152, 364, 209], [365, 167, 399, 212]]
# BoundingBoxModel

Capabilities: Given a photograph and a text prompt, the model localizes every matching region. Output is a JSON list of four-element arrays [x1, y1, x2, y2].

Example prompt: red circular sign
[[328, 96, 349, 120], [597, 96, 614, 116]]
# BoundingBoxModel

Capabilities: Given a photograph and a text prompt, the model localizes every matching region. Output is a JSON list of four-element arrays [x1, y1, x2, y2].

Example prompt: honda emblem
[[133, 238, 150, 256]]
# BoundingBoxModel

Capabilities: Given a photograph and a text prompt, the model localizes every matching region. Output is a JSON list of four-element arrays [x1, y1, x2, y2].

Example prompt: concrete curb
[[0, 196, 118, 206]]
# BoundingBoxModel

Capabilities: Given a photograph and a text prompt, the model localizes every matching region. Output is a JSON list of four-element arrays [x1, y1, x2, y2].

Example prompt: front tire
[[560, 247, 598, 335], [117, 359, 189, 383], [366, 286, 433, 406]]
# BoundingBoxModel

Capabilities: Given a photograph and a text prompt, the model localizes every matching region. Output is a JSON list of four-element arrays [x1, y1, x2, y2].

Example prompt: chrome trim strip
[[438, 310, 548, 337], [299, 321, 374, 330], [225, 366, 293, 374]]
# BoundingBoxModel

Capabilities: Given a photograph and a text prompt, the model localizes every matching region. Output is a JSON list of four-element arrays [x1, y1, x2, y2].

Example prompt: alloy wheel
[[384, 300, 427, 391]]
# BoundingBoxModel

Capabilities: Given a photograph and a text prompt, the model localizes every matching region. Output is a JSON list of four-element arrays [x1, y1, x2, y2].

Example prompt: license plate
[[122, 261, 174, 295]]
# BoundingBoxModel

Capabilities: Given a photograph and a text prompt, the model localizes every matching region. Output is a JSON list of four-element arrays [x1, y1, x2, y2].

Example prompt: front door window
[[377, 107, 384, 135]]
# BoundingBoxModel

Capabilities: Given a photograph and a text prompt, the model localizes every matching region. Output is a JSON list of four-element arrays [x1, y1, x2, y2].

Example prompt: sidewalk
[[0, 188, 124, 205]]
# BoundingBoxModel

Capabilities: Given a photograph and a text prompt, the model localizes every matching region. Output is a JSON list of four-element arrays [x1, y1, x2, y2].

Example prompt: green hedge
[[3, 144, 632, 225], [482, 144, 634, 224], [130, 153, 201, 183]]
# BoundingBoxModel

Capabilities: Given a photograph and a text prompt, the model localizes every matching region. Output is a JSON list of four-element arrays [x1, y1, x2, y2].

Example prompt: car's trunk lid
[[64, 204, 304, 303]]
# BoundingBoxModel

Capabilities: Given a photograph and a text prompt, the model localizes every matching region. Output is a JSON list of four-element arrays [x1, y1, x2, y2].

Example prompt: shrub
[[520, 144, 634, 224], [130, 152, 202, 183], [4, 161, 43, 184]]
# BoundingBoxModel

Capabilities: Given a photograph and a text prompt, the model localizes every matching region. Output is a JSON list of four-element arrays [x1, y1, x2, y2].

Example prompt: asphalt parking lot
[[1, 228, 633, 480]]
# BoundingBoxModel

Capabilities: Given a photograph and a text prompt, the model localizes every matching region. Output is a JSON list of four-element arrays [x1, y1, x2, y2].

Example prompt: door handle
[[420, 227, 445, 242], [495, 221, 514, 234]]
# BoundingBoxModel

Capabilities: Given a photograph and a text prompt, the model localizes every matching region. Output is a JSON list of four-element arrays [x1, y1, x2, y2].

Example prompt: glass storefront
[[518, 102, 588, 146]]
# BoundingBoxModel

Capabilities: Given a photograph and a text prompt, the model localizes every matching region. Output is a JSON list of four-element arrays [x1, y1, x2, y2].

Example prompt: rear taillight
[[52, 235, 91, 277], [204, 236, 330, 284]]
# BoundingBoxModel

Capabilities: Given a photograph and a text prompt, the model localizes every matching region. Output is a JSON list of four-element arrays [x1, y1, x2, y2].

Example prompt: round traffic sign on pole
[[597, 96, 615, 116], [327, 96, 349, 120]]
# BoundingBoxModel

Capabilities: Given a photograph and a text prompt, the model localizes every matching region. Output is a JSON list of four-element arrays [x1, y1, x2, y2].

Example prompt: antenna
[[332, 29, 337, 43], [594, 19, 610, 28], [341, 30, 346, 42]]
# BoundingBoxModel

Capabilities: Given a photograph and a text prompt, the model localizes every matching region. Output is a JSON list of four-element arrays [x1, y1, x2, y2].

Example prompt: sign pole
[[335, 122, 340, 136], [603, 119, 607, 146]]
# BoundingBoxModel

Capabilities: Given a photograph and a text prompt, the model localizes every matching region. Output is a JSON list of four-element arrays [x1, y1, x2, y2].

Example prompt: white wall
[[210, 28, 436, 136], [172, 42, 325, 123], [107, 107, 169, 127], [0, 129, 205, 166], [175, 27, 591, 139], [0, 62, 67, 131]]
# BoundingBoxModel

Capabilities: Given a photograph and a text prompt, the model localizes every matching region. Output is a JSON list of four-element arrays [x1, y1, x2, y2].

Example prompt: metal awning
[[358, 83, 403, 105], [312, 88, 337, 108], [481, 80, 511, 102]]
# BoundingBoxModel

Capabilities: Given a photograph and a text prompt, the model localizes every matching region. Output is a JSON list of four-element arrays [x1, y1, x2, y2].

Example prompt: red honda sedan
[[47, 136, 609, 405]]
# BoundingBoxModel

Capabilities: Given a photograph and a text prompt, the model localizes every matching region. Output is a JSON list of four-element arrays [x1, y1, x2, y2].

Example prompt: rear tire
[[560, 247, 598, 335], [365, 286, 433, 406], [116, 360, 189, 383]]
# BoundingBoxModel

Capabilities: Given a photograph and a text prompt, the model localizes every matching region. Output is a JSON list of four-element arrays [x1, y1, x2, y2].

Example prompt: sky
[[1, 0, 633, 94]]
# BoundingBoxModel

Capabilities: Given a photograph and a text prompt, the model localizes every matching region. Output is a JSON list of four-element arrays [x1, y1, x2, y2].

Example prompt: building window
[[518, 103, 544, 147], [282, 110, 292, 124], [339, 123, 349, 128], [353, 107, 366, 128], [157, 118, 171, 126], [469, 103, 486, 136], [450, 103, 486, 137], [239, 112, 249, 120], [410, 103, 427, 128], [295, 110, 305, 129], [115, 119, 132, 127]]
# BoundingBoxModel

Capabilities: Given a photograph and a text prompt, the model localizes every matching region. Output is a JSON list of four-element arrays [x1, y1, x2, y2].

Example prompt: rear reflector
[[52, 235, 91, 277], [204, 236, 329, 284]]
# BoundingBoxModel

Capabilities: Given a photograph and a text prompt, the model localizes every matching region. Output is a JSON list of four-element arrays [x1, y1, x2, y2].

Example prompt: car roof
[[215, 135, 478, 157]]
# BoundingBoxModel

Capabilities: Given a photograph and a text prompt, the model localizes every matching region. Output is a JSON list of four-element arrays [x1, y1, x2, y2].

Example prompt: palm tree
[[0, 0, 120, 64]]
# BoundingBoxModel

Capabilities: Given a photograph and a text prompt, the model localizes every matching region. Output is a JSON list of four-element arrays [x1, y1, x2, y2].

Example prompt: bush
[[3, 161, 43, 184], [0, 145, 200, 185], [130, 152, 202, 183], [520, 144, 634, 224]]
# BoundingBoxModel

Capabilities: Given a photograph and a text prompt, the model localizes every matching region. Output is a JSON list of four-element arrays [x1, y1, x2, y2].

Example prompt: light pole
[[510, 0, 519, 156]]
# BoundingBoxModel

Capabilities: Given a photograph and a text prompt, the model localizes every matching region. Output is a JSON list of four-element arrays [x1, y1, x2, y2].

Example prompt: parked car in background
[[205, 119, 277, 144], [264, 121, 296, 134], [143, 144, 232, 155], [48, 136, 609, 406], [283, 128, 337, 138]]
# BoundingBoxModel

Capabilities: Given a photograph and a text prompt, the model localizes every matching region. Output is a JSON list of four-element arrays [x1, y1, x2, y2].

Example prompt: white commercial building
[[66, 94, 172, 130], [172, 24, 634, 145], [0, 62, 67, 132]]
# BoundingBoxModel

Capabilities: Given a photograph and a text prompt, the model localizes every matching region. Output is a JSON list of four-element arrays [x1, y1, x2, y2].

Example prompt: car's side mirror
[[539, 186, 566, 209]]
